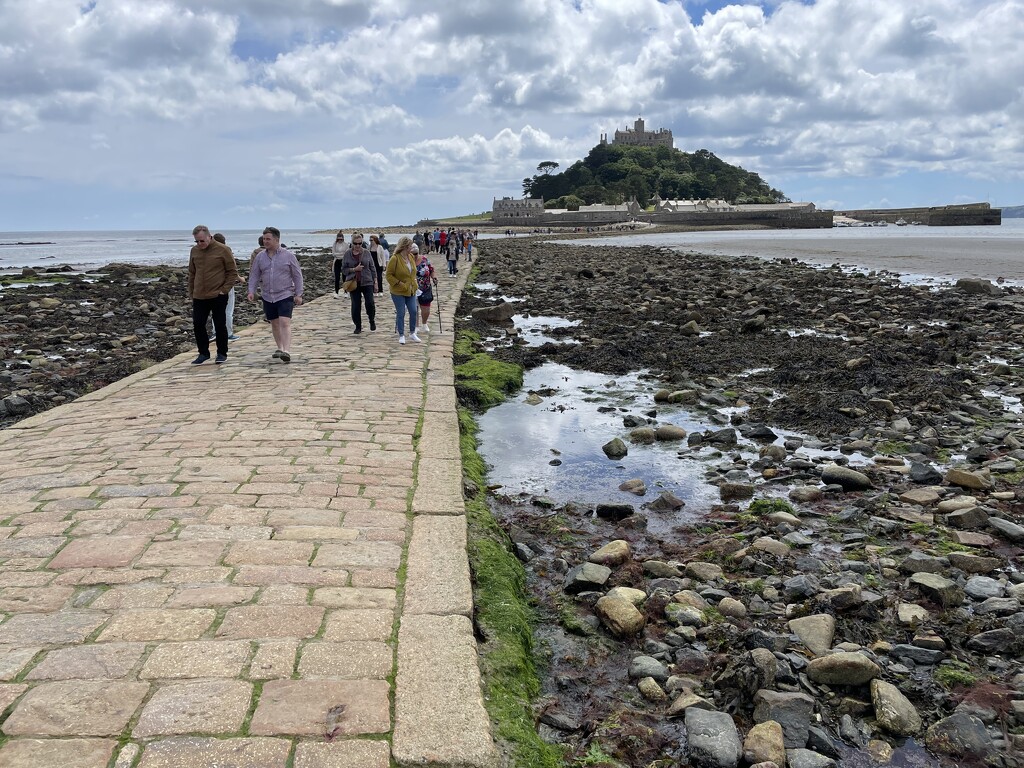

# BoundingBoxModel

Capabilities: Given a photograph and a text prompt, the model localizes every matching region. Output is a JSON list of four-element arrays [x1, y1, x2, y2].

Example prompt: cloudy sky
[[2, 0, 1021, 231]]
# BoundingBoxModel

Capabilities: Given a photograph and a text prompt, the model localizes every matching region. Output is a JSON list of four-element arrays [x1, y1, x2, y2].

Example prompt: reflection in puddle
[[512, 314, 581, 347], [476, 363, 877, 533], [981, 389, 1024, 414]]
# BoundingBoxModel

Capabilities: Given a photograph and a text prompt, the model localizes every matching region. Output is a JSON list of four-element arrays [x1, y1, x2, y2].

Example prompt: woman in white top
[[331, 231, 346, 297], [369, 235, 389, 295]]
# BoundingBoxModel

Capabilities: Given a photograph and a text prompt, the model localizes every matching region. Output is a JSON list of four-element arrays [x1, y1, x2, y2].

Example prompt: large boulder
[[806, 652, 880, 686], [925, 713, 993, 757], [753, 689, 814, 748], [820, 464, 872, 491], [685, 708, 742, 768], [955, 277, 1001, 295], [470, 301, 516, 323], [594, 595, 645, 638], [871, 679, 922, 736]]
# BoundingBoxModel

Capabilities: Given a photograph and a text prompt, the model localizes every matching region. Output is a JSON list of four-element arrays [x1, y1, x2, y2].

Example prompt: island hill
[[473, 120, 1000, 229]]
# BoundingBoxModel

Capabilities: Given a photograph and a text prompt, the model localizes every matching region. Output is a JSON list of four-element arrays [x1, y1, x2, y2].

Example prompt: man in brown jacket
[[188, 224, 239, 365]]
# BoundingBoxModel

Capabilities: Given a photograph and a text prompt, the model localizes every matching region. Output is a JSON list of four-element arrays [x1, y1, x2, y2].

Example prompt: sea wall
[[491, 208, 833, 229], [839, 203, 1001, 226]]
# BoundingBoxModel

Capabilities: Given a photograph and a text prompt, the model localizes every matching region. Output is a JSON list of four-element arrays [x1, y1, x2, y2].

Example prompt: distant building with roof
[[492, 196, 544, 221], [601, 118, 674, 149]]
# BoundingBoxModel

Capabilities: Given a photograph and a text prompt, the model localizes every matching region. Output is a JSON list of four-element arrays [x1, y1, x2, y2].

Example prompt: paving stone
[[249, 639, 299, 680], [140, 640, 252, 679], [97, 484, 178, 498], [48, 536, 149, 573], [0, 536, 67, 559], [27, 642, 145, 680], [393, 613, 498, 767], [97, 609, 216, 642], [257, 584, 310, 604], [293, 740, 391, 768], [0, 611, 107, 646], [404, 515, 472, 616], [216, 605, 325, 639], [0, 585, 75, 612], [137, 540, 227, 567], [0, 738, 117, 768], [137, 737, 291, 768], [0, 646, 42, 680], [89, 584, 175, 610], [249, 679, 391, 736], [312, 587, 397, 610], [233, 565, 351, 586], [165, 585, 258, 608], [274, 526, 360, 541], [134, 680, 253, 737], [313, 541, 403, 569], [322, 609, 394, 642], [225, 540, 314, 566], [0, 682, 28, 712], [2, 680, 149, 736], [298, 642, 393, 679]]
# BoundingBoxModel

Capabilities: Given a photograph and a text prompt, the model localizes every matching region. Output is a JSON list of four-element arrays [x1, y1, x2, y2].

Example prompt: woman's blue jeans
[[391, 293, 417, 334]]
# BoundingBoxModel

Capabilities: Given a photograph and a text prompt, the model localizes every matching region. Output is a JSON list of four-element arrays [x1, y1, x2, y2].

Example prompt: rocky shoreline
[[0, 249, 335, 428], [457, 239, 1024, 767]]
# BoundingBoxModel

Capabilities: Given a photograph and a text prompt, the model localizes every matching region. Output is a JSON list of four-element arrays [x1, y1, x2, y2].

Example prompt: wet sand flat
[[674, 233, 1023, 282]]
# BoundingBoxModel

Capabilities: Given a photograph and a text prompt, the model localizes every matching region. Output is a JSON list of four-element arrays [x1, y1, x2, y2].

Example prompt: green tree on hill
[[522, 143, 786, 206]]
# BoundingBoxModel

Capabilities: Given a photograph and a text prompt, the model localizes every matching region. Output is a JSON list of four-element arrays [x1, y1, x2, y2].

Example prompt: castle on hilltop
[[600, 118, 673, 149]]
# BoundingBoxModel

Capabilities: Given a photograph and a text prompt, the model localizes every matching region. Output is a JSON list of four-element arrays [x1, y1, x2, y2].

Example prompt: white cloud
[[0, 0, 1022, 228]]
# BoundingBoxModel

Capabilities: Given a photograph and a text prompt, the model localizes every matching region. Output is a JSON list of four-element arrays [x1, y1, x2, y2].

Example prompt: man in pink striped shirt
[[247, 226, 304, 363]]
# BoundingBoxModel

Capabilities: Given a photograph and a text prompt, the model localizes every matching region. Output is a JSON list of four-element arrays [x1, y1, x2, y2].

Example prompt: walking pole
[[434, 280, 442, 334]]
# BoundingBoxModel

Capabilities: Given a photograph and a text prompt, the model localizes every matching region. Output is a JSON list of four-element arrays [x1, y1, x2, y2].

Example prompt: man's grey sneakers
[[215, 354, 227, 364], [191, 354, 210, 365]]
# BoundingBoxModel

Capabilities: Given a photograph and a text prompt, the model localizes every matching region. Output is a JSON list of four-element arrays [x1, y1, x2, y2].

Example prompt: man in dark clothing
[[188, 224, 239, 365]]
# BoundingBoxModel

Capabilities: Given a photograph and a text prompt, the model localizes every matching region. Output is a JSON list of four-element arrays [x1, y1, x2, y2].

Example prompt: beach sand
[[672, 233, 1023, 282]]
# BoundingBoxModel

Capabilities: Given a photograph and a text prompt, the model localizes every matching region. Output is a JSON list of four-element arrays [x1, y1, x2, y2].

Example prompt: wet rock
[[743, 721, 786, 768], [595, 503, 634, 521], [944, 467, 992, 491], [806, 652, 880, 686], [602, 437, 628, 459], [668, 691, 716, 716], [648, 490, 685, 511], [783, 574, 820, 600], [967, 627, 1017, 653], [589, 540, 632, 567], [720, 482, 755, 501], [753, 689, 814, 748], [751, 537, 790, 558], [974, 597, 1020, 616], [909, 462, 943, 484], [964, 575, 1004, 600], [955, 277, 1002, 295], [629, 655, 669, 683], [686, 562, 724, 581], [666, 604, 707, 627], [890, 644, 944, 665], [989, 517, 1024, 542], [606, 586, 647, 606], [898, 551, 946, 574], [820, 464, 872, 491], [619, 478, 647, 495], [870, 679, 922, 736], [563, 562, 611, 594], [629, 426, 657, 444], [945, 506, 989, 529], [718, 597, 746, 619], [656, 424, 688, 441], [789, 486, 822, 503], [644, 560, 682, 578], [787, 614, 835, 657], [638, 676, 668, 702], [909, 572, 964, 607], [595, 595, 645, 638], [925, 712, 993, 757], [805, 726, 841, 759], [786, 748, 838, 768], [685, 708, 742, 768], [471, 301, 517, 323]]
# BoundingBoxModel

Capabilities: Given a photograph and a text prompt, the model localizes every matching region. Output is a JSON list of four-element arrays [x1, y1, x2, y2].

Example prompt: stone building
[[492, 196, 544, 223], [600, 118, 674, 149]]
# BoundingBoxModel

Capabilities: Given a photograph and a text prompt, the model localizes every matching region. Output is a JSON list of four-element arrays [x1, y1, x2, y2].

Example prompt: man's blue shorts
[[263, 297, 294, 320]]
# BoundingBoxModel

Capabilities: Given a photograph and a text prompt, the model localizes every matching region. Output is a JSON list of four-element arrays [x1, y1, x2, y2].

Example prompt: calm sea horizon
[[2, 221, 1022, 284]]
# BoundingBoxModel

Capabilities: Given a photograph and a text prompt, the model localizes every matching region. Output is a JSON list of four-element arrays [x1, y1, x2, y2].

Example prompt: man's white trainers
[[332, 291, 340, 299], [398, 335, 406, 345], [410, 332, 421, 342]]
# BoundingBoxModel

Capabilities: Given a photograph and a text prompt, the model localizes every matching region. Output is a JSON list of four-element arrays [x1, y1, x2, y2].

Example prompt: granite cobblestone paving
[[0, 265, 498, 767]]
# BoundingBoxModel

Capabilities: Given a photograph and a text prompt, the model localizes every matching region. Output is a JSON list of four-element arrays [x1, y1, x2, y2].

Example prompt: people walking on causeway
[[385, 236, 419, 345], [188, 225, 239, 365], [247, 226, 303, 363], [368, 234, 388, 295], [415, 244, 436, 334], [212, 233, 241, 340], [341, 234, 377, 333], [331, 231, 346, 298]]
